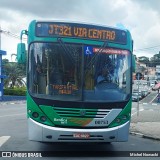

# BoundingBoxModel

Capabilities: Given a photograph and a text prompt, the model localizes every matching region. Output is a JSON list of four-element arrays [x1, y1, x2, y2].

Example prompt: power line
[[134, 45, 160, 52], [0, 28, 27, 40]]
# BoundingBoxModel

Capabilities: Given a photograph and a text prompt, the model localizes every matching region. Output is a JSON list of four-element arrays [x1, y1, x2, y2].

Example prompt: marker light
[[28, 110, 32, 114]]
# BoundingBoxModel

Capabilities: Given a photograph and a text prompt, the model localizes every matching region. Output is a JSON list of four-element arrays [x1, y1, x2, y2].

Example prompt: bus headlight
[[116, 118, 121, 123], [40, 116, 47, 122], [32, 112, 39, 118]]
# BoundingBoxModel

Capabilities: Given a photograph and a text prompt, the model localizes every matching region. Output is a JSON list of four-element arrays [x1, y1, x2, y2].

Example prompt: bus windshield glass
[[28, 42, 131, 102]]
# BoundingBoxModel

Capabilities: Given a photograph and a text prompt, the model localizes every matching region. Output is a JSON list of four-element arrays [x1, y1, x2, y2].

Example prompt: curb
[[130, 131, 160, 141], [0, 101, 26, 105]]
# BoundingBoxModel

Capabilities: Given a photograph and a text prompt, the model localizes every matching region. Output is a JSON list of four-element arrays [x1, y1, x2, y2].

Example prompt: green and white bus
[[17, 20, 134, 142]]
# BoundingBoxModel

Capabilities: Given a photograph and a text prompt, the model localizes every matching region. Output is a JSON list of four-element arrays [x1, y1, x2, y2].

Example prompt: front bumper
[[28, 118, 130, 142]]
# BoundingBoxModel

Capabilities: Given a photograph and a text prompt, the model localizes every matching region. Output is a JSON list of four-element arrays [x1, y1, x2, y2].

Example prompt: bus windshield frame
[[28, 41, 131, 102]]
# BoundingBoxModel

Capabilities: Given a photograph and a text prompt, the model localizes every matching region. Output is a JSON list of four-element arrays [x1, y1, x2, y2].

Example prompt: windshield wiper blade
[[85, 41, 108, 73], [57, 37, 75, 64]]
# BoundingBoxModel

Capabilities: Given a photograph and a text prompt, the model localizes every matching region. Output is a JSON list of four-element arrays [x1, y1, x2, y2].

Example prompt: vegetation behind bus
[[4, 87, 26, 96], [2, 59, 26, 96]]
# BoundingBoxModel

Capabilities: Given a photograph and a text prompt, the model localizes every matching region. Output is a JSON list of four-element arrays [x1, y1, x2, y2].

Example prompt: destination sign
[[36, 22, 127, 44], [93, 48, 129, 55]]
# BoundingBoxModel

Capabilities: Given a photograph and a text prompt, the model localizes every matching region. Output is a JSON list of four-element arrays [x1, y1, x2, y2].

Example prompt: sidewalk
[[130, 103, 160, 140], [130, 122, 160, 140]]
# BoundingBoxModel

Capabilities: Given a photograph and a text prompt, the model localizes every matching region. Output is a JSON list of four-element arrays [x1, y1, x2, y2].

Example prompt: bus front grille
[[53, 106, 111, 118]]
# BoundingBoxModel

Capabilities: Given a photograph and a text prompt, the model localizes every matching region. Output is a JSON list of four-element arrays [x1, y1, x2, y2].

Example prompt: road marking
[[141, 103, 160, 106], [0, 102, 26, 105], [152, 103, 158, 105], [131, 108, 144, 116], [0, 136, 10, 147], [0, 107, 25, 111], [10, 103, 15, 104], [143, 103, 148, 105], [150, 93, 158, 103], [0, 113, 26, 118]]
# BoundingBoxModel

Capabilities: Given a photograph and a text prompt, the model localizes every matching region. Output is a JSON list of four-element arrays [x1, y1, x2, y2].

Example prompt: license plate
[[73, 133, 90, 139]]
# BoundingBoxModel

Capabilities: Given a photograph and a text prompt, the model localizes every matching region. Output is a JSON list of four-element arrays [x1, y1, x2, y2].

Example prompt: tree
[[3, 62, 26, 88], [138, 56, 149, 63], [150, 52, 160, 67], [2, 58, 9, 64]]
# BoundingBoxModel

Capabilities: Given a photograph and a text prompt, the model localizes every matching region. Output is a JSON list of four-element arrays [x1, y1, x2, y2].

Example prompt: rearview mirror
[[17, 43, 26, 63]]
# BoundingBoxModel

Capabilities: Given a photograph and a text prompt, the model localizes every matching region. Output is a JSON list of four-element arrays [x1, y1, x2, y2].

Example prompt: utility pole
[[0, 24, 1, 50], [0, 24, 7, 100]]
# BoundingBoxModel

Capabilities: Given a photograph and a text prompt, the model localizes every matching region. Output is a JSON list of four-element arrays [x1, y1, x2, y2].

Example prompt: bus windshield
[[28, 42, 131, 102]]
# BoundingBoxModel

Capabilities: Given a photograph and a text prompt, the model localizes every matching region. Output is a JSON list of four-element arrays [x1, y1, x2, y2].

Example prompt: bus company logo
[[80, 109, 86, 116], [54, 118, 67, 124]]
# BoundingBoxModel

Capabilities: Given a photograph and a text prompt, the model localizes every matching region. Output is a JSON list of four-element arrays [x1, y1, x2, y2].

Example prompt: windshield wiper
[[85, 41, 108, 74], [57, 38, 76, 64]]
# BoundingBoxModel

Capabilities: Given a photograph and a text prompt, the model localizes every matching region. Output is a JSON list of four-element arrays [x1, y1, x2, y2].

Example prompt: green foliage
[[138, 56, 149, 63], [137, 52, 160, 67], [4, 87, 27, 96], [2, 60, 26, 88]]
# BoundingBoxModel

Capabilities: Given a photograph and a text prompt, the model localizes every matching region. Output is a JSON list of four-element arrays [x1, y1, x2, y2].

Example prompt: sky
[[1, 0, 160, 61]]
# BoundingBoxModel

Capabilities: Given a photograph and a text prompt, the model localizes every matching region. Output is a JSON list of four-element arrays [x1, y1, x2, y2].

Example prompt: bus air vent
[[53, 107, 111, 119]]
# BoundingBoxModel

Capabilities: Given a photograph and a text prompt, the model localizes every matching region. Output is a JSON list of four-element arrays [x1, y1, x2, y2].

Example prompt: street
[[0, 96, 160, 159], [131, 90, 159, 117]]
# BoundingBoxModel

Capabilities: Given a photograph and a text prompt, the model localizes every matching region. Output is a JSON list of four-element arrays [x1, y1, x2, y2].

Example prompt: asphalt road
[[0, 101, 160, 159]]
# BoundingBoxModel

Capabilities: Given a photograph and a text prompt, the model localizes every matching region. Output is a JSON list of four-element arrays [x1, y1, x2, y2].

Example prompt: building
[[133, 60, 156, 80]]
